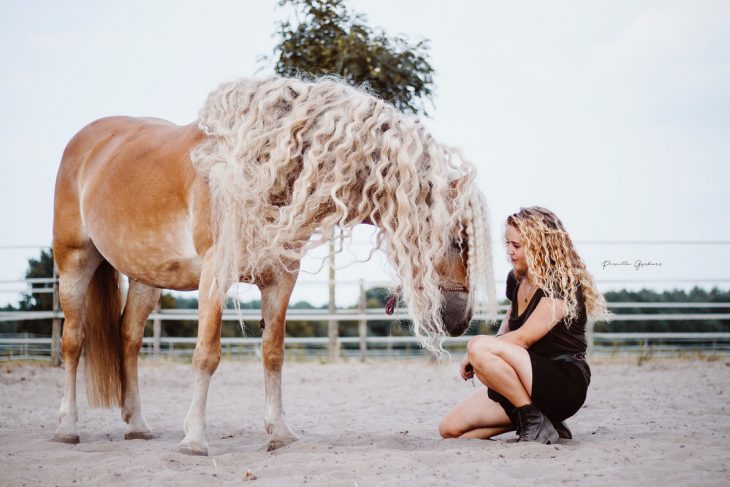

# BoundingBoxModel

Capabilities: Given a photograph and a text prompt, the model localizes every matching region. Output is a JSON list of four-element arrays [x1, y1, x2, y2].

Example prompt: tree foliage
[[18, 248, 54, 312], [1, 248, 55, 334], [268, 0, 435, 115], [596, 287, 730, 333]]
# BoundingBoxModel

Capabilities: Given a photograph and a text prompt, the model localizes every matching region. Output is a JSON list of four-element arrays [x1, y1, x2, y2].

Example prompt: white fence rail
[[2, 303, 730, 361], [2, 260, 730, 361], [2, 333, 730, 362], [4, 303, 730, 322]]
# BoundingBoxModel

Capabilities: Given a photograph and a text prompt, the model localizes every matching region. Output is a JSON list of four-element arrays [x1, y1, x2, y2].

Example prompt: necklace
[[522, 281, 534, 304]]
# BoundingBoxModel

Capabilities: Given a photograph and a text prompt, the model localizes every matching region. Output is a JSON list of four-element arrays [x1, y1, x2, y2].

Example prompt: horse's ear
[[449, 174, 469, 198]]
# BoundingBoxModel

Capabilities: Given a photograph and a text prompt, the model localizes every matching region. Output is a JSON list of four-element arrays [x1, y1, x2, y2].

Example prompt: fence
[[2, 302, 730, 361], [2, 332, 730, 362], [2, 240, 730, 362]]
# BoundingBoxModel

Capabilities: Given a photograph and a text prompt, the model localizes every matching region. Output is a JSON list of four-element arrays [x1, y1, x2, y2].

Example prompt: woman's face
[[505, 225, 528, 276]]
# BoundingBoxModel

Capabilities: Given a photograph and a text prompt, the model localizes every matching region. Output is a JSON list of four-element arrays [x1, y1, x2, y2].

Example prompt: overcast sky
[[1, 0, 728, 307]]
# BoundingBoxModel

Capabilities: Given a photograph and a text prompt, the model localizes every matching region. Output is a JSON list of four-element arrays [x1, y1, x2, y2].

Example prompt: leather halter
[[385, 285, 470, 315], [360, 216, 470, 315]]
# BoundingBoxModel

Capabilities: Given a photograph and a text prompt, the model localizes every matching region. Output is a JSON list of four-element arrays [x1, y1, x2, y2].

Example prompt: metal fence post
[[51, 263, 62, 366], [153, 302, 161, 359], [586, 318, 595, 357], [358, 279, 367, 362], [327, 238, 340, 361]]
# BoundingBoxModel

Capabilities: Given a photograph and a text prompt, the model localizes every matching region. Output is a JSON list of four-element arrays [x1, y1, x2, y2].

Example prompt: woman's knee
[[467, 336, 501, 363], [438, 415, 462, 439], [470, 335, 519, 363]]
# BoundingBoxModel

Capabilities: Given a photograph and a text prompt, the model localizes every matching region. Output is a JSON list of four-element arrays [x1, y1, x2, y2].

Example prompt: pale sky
[[1, 0, 728, 307]]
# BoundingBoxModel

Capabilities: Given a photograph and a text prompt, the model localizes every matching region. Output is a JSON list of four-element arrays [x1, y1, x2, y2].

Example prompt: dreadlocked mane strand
[[191, 76, 497, 354]]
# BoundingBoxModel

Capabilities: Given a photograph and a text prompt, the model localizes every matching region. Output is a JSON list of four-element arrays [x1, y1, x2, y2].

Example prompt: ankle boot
[[507, 409, 522, 436], [551, 419, 572, 439], [515, 403, 559, 444]]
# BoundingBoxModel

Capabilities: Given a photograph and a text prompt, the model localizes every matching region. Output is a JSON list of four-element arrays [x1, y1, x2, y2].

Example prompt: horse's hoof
[[265, 436, 298, 452], [125, 431, 157, 440], [176, 442, 208, 456], [52, 433, 80, 444]]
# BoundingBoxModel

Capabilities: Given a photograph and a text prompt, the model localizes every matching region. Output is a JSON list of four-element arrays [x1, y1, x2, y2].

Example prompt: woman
[[439, 206, 609, 443]]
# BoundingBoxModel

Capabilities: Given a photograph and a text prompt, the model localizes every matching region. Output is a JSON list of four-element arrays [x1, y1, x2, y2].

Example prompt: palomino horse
[[52, 76, 496, 455]]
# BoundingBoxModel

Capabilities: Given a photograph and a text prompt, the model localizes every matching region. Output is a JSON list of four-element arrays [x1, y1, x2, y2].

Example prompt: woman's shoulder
[[505, 269, 518, 301]]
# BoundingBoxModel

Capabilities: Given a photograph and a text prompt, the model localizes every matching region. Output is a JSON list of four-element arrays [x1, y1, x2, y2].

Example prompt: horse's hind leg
[[260, 267, 300, 451], [120, 280, 161, 440], [52, 244, 103, 444]]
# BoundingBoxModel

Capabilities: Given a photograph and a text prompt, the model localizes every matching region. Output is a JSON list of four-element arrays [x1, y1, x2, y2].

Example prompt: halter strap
[[384, 285, 470, 315]]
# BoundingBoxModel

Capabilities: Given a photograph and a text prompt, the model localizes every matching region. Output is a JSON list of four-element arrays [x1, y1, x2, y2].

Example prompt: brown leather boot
[[551, 419, 572, 439], [515, 403, 559, 444], [516, 413, 571, 439]]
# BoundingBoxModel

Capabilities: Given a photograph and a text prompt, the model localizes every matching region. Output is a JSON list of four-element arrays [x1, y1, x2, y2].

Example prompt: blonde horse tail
[[84, 260, 123, 408]]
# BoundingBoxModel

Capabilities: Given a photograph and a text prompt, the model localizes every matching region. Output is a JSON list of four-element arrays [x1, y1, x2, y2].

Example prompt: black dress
[[487, 270, 591, 422]]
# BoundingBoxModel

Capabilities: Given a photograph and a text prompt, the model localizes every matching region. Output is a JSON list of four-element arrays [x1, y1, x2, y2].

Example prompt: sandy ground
[[1, 357, 729, 487]]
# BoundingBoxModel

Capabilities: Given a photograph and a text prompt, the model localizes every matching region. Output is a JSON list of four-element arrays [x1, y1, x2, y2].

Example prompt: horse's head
[[434, 231, 473, 337], [380, 174, 486, 341], [423, 173, 475, 337]]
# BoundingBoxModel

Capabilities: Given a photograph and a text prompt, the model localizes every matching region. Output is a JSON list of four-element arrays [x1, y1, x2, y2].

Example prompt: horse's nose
[[441, 290, 472, 337]]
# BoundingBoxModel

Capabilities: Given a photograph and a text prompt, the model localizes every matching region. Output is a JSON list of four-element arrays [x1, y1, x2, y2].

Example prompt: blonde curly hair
[[506, 207, 610, 326], [191, 75, 497, 353]]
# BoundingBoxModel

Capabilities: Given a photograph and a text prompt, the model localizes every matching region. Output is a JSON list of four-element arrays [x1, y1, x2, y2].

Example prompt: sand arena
[[1, 357, 728, 486]]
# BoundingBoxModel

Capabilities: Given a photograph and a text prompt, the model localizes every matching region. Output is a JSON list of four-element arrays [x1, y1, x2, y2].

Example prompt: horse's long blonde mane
[[191, 75, 496, 353]]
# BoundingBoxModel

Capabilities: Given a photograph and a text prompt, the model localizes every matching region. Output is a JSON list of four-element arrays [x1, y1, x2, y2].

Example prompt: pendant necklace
[[523, 281, 533, 304]]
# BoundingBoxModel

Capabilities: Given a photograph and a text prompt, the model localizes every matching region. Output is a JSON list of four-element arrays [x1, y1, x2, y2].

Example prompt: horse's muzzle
[[441, 290, 472, 337]]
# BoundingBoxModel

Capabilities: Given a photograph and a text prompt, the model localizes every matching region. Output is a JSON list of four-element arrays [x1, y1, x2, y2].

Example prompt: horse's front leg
[[177, 252, 222, 456], [260, 267, 300, 451]]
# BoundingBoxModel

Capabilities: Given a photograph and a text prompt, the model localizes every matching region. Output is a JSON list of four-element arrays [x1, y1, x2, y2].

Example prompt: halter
[[384, 285, 470, 315]]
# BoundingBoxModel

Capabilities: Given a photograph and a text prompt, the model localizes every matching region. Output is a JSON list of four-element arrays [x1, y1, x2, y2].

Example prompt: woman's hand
[[460, 355, 474, 381]]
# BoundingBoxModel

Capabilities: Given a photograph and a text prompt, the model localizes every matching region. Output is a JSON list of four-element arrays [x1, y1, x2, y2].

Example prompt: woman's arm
[[498, 297, 566, 348], [495, 304, 511, 336]]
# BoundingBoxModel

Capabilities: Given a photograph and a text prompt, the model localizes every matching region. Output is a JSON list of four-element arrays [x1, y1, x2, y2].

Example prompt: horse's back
[[54, 116, 210, 290], [58, 116, 187, 177]]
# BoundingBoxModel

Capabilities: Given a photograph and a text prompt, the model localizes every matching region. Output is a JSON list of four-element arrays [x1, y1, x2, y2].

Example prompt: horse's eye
[[452, 239, 467, 250]]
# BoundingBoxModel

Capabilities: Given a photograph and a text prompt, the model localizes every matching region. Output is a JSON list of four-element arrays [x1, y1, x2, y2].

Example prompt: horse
[[51, 76, 497, 455]]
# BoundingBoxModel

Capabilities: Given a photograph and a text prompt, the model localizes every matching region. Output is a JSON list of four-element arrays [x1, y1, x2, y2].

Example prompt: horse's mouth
[[441, 290, 472, 337]]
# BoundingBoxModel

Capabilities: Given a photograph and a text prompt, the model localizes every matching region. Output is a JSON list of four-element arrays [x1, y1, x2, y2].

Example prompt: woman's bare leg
[[467, 336, 533, 408], [439, 388, 514, 439], [459, 426, 513, 439]]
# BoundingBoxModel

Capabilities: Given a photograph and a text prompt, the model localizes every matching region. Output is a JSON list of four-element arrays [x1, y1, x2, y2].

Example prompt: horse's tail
[[84, 260, 123, 408]]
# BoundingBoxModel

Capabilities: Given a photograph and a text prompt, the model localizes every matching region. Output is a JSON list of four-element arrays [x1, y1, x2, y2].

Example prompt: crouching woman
[[439, 207, 609, 443]]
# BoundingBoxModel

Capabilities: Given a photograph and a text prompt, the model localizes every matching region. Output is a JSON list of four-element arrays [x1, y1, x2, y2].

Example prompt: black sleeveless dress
[[487, 270, 591, 422]]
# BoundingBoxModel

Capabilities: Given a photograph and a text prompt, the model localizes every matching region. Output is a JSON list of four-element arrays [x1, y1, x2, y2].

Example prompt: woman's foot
[[551, 419, 572, 439], [509, 409, 571, 440], [515, 403, 559, 444]]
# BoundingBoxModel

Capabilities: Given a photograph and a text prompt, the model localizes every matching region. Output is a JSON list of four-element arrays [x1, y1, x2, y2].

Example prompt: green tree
[[596, 287, 730, 333], [18, 248, 54, 312], [0, 248, 54, 335], [267, 0, 435, 115]]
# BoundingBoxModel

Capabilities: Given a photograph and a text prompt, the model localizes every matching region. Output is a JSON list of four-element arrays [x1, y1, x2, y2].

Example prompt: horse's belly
[[89, 215, 203, 291], [122, 254, 203, 291]]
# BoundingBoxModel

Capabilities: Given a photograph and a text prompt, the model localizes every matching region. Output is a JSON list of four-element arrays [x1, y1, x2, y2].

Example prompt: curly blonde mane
[[506, 207, 611, 326], [191, 76, 497, 352]]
